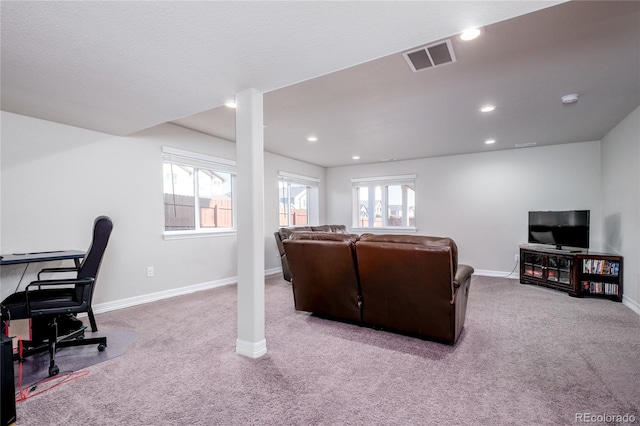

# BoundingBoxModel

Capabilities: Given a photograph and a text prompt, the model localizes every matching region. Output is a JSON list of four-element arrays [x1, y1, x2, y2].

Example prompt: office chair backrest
[[79, 216, 113, 279], [77, 216, 113, 302]]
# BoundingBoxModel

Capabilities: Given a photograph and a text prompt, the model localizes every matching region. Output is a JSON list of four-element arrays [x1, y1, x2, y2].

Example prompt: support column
[[235, 88, 267, 358]]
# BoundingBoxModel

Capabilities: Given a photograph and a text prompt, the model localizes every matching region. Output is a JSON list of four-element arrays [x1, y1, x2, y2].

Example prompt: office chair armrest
[[24, 277, 95, 314], [38, 267, 80, 280], [26, 277, 94, 291]]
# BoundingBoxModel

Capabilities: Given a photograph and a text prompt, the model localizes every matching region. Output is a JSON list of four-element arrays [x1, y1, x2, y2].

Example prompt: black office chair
[[1, 216, 113, 376]]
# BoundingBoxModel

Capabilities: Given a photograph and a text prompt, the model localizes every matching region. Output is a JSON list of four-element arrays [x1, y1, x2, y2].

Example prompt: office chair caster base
[[98, 344, 106, 352], [48, 366, 59, 377]]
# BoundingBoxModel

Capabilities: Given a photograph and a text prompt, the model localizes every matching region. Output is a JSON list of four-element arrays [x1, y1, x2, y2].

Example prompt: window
[[163, 147, 236, 236], [278, 172, 320, 227], [352, 174, 416, 229]]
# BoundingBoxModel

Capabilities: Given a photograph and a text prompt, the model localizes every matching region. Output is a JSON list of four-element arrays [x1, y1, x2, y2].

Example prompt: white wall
[[0, 111, 324, 306], [264, 152, 326, 267], [6, 107, 633, 311], [601, 106, 640, 312], [326, 141, 602, 274]]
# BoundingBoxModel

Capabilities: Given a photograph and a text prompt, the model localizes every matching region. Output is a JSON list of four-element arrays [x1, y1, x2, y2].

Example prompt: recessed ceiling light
[[307, 136, 318, 142], [561, 94, 578, 104], [480, 105, 496, 113], [352, 155, 360, 160], [225, 100, 237, 108], [460, 28, 483, 41], [485, 139, 496, 145]]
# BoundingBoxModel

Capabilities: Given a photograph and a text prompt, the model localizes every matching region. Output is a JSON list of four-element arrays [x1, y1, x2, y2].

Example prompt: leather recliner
[[282, 232, 362, 323], [282, 232, 473, 345], [356, 234, 473, 344], [274, 225, 347, 281]]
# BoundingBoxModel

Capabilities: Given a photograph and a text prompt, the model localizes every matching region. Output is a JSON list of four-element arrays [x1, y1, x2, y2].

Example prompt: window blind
[[278, 171, 320, 187], [351, 174, 416, 187], [163, 146, 236, 174]]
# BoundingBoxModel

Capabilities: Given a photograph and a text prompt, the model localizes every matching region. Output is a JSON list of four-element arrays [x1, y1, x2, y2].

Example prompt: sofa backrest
[[309, 225, 348, 234], [355, 234, 458, 342], [358, 233, 458, 277], [283, 232, 361, 323], [289, 231, 354, 242], [277, 226, 313, 242], [277, 224, 346, 242]]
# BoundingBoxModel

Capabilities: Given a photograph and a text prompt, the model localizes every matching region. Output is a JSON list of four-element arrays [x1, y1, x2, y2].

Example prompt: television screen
[[528, 210, 590, 250]]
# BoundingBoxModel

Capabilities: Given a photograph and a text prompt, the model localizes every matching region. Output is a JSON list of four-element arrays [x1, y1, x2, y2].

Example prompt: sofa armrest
[[453, 264, 474, 288], [274, 231, 286, 257]]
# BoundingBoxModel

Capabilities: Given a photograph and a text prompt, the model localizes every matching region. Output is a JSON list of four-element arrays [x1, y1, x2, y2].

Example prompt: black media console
[[519, 244, 623, 302]]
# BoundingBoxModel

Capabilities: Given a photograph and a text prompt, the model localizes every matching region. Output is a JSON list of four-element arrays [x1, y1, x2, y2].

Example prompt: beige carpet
[[14, 274, 640, 425]]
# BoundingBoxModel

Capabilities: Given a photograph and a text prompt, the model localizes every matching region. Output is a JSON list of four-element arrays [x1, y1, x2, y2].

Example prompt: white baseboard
[[473, 269, 520, 280], [622, 295, 640, 316], [88, 265, 639, 320], [92, 268, 283, 315], [236, 338, 267, 358], [264, 266, 282, 277]]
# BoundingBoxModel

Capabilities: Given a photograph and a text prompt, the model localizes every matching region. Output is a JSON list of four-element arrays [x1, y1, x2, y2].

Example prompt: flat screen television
[[528, 210, 590, 251]]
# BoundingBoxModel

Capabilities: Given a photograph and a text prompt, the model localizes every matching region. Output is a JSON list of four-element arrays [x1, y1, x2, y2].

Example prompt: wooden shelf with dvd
[[519, 244, 623, 302], [574, 253, 623, 302]]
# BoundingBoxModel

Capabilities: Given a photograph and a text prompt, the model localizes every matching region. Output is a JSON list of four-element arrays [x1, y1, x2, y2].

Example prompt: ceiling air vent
[[403, 39, 457, 72]]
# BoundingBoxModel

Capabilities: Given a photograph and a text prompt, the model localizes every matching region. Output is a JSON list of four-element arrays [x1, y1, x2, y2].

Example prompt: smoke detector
[[561, 94, 579, 104]]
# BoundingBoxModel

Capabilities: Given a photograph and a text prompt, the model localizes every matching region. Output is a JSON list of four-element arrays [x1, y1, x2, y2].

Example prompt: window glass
[[353, 176, 416, 229], [163, 147, 236, 234], [198, 169, 233, 229], [385, 184, 415, 227], [164, 163, 195, 231], [278, 173, 319, 227]]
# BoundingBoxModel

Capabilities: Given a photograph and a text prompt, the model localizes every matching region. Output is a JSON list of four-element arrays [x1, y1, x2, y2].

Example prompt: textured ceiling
[[2, 2, 638, 168], [173, 1, 640, 167], [1, 1, 557, 136]]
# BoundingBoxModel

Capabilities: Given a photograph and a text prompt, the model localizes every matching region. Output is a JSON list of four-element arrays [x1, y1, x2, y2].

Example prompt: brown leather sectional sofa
[[274, 225, 347, 281], [283, 232, 473, 344]]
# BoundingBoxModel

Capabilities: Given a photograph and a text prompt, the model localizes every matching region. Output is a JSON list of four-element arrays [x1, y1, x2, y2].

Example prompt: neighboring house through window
[[278, 172, 320, 226], [352, 174, 416, 229], [163, 146, 236, 237]]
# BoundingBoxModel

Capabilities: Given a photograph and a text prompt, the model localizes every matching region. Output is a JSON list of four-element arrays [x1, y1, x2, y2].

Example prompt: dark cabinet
[[520, 245, 623, 302], [520, 247, 575, 294]]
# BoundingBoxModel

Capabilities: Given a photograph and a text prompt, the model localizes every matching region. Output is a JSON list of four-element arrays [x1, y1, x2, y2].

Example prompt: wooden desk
[[0, 250, 85, 267], [1, 250, 85, 300]]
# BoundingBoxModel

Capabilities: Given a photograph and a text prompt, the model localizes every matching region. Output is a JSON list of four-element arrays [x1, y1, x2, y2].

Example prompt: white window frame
[[278, 171, 320, 227], [163, 146, 237, 240], [351, 174, 417, 233]]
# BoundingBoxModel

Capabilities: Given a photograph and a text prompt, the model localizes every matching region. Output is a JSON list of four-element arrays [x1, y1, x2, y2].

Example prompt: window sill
[[350, 227, 417, 234], [163, 229, 237, 240]]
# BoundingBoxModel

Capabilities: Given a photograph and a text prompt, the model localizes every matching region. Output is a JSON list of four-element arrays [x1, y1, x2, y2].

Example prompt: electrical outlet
[[146, 266, 154, 277], [514, 254, 520, 262]]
